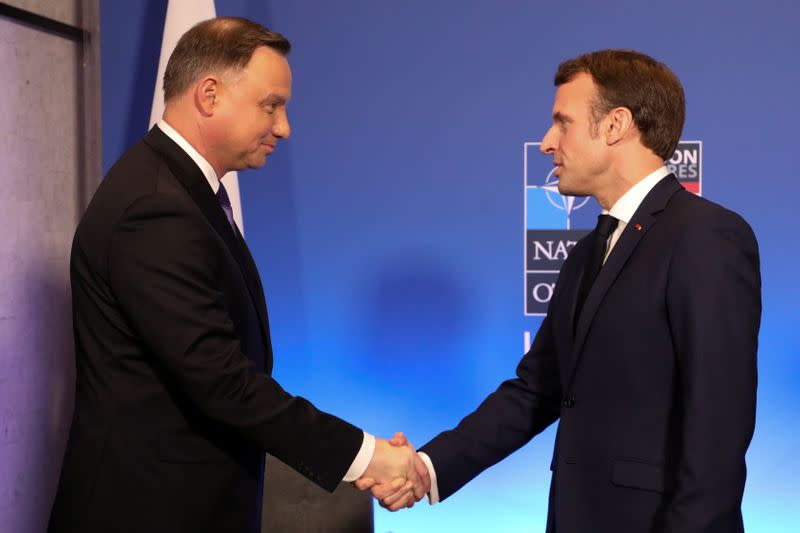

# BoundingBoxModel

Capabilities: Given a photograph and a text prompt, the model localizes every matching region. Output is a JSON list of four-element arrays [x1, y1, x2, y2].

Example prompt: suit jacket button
[[563, 396, 576, 408]]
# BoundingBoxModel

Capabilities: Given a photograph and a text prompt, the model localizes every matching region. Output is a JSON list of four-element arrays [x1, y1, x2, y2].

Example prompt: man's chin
[[557, 183, 576, 196], [557, 179, 590, 198], [239, 154, 269, 170]]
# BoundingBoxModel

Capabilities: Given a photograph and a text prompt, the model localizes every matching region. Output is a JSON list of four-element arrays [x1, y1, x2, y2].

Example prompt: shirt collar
[[157, 119, 220, 194], [606, 166, 671, 224]]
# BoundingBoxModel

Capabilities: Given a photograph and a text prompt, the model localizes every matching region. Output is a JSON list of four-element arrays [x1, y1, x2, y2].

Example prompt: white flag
[[149, 0, 245, 234]]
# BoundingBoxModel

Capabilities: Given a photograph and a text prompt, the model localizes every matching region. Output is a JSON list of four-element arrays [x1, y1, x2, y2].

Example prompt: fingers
[[397, 447, 427, 500], [413, 453, 431, 495], [384, 492, 414, 511], [380, 484, 416, 512], [388, 432, 428, 498], [378, 479, 413, 509], [362, 434, 428, 510], [410, 475, 426, 500], [353, 477, 375, 491], [370, 476, 408, 500]]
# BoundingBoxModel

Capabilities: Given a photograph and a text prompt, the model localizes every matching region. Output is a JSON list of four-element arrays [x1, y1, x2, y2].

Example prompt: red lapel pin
[[634, 223, 642, 231]]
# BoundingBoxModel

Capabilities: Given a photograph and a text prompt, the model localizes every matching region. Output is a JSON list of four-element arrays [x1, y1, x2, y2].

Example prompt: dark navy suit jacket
[[49, 126, 363, 533], [420, 175, 761, 533]]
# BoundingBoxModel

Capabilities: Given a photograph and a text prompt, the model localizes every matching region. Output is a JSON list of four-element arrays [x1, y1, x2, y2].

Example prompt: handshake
[[354, 432, 431, 511]]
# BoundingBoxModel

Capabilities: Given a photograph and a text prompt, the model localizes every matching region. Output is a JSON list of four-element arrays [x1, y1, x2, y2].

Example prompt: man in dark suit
[[364, 50, 761, 531], [49, 17, 426, 533]]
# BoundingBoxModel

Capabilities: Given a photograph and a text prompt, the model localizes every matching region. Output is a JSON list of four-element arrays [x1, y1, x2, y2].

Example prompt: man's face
[[540, 72, 610, 197], [212, 46, 292, 172]]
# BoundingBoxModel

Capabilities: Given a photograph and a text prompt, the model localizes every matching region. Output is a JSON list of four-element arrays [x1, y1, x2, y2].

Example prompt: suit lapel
[[567, 260, 587, 341], [566, 175, 684, 387], [143, 126, 272, 355], [232, 224, 274, 373], [561, 242, 590, 376]]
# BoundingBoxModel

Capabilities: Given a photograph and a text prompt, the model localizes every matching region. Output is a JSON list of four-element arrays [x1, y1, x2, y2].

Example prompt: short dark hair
[[163, 17, 290, 101], [554, 49, 685, 161]]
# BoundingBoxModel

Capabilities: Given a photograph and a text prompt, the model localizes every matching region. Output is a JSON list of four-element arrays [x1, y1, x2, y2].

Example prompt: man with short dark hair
[[48, 17, 426, 533], [365, 49, 761, 532]]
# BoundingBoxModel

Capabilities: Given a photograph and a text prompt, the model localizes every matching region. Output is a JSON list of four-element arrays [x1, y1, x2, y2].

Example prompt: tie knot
[[595, 214, 618, 239]]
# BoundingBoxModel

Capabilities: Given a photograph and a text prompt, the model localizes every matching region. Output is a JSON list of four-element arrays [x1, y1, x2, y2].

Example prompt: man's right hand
[[355, 433, 430, 511]]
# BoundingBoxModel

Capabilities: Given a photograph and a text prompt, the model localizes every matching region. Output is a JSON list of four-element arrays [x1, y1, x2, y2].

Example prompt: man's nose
[[274, 112, 291, 139], [540, 125, 557, 154]]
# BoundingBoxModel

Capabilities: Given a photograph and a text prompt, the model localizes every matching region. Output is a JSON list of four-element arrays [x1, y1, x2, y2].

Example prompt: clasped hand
[[353, 432, 430, 511]]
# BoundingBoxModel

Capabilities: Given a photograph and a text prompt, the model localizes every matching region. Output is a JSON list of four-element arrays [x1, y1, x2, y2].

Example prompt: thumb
[[389, 432, 411, 448]]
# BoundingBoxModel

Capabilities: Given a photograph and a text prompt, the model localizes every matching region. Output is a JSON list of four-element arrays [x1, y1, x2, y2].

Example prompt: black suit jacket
[[420, 176, 761, 532], [49, 126, 363, 533]]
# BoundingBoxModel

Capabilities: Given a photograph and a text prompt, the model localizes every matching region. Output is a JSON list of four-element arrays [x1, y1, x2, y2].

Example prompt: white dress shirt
[[419, 165, 672, 505], [157, 120, 221, 194], [156, 120, 375, 482], [603, 165, 671, 261]]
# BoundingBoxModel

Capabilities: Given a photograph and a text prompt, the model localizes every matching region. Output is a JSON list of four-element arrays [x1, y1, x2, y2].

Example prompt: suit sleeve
[[418, 310, 562, 501], [663, 210, 761, 532], [107, 192, 363, 492]]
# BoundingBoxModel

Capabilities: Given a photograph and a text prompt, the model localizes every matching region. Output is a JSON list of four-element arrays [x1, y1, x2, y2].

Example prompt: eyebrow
[[259, 95, 287, 106], [552, 111, 572, 124]]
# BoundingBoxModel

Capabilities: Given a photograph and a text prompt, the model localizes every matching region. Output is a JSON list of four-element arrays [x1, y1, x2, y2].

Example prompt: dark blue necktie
[[216, 182, 237, 232], [574, 214, 618, 332]]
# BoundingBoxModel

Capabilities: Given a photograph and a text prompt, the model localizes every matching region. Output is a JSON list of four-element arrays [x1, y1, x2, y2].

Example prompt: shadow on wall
[[356, 255, 473, 385]]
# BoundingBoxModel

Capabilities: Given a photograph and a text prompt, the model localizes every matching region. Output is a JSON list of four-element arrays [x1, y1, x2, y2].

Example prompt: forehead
[[240, 46, 292, 92], [552, 72, 596, 115]]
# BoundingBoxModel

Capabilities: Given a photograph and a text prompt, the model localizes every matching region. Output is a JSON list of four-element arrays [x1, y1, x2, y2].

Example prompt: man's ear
[[194, 76, 219, 117], [605, 106, 634, 146]]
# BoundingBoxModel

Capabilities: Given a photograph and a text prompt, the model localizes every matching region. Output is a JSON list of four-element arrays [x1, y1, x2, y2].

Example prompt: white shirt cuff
[[341, 432, 376, 482], [417, 451, 440, 504]]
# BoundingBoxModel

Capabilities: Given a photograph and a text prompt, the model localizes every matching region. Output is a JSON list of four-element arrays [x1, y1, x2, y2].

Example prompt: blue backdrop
[[101, 1, 799, 531]]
